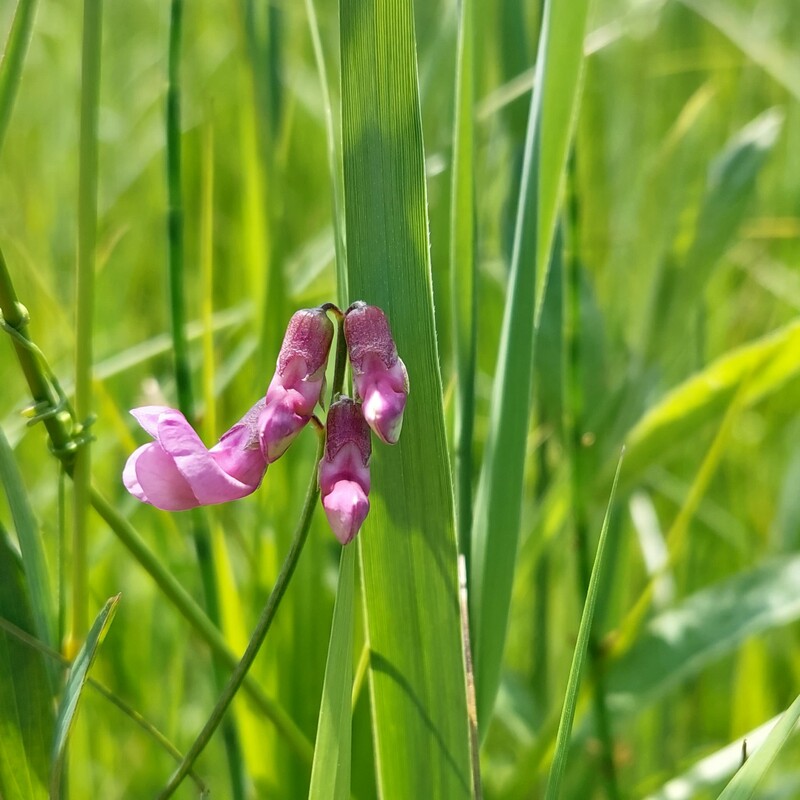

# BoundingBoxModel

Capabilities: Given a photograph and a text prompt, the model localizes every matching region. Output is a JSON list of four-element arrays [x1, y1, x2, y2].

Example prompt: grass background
[[1, 0, 799, 797]]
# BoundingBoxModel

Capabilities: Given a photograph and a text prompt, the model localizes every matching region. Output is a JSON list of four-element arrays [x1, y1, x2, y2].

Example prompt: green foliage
[[0, 0, 799, 797]]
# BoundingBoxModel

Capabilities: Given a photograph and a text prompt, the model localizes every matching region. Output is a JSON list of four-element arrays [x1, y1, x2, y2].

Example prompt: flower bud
[[123, 401, 267, 511], [343, 302, 408, 445], [318, 397, 371, 545], [260, 307, 334, 462]]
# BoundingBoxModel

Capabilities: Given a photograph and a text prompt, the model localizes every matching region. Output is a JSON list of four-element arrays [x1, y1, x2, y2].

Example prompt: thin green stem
[[165, 3, 245, 794], [158, 433, 325, 799], [0, 0, 38, 157], [562, 152, 620, 800], [72, 0, 102, 643]]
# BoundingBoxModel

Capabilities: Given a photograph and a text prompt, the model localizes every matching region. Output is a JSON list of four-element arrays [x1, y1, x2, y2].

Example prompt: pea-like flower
[[260, 307, 334, 462], [318, 397, 371, 545], [122, 401, 268, 511], [343, 302, 408, 445], [123, 307, 334, 511]]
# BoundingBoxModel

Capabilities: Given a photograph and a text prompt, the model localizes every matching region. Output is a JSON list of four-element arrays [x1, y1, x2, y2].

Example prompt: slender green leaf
[[544, 451, 623, 800], [0, 425, 54, 651], [606, 557, 800, 715], [308, 545, 355, 800], [643, 710, 798, 800], [50, 594, 120, 796], [469, 0, 591, 733], [718, 692, 800, 800], [0, 530, 52, 800], [339, 0, 474, 794], [0, 0, 38, 155]]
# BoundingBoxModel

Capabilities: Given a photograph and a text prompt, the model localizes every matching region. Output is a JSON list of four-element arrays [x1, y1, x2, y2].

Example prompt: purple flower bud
[[122, 402, 267, 511], [343, 302, 408, 445], [260, 307, 334, 462], [319, 397, 371, 545]]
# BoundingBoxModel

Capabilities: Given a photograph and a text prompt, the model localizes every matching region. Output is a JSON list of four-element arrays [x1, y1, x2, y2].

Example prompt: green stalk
[[0, 0, 38, 156], [0, 246, 313, 766], [72, 0, 102, 643], [562, 153, 620, 800], [157, 432, 325, 800], [165, 3, 245, 795], [449, 0, 477, 565]]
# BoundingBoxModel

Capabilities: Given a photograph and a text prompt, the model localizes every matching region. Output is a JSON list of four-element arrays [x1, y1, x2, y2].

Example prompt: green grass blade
[[0, 530, 52, 800], [50, 593, 119, 796], [308, 545, 355, 800], [717, 692, 800, 800], [469, 0, 591, 734], [0, 426, 54, 653], [606, 556, 800, 716], [339, 0, 474, 794], [449, 0, 476, 561], [0, 0, 38, 156], [544, 450, 624, 800]]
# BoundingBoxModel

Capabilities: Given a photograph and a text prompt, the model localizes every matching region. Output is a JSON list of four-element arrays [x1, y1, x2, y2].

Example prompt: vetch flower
[[319, 397, 371, 545], [343, 302, 408, 445], [123, 401, 268, 511], [260, 307, 334, 462]]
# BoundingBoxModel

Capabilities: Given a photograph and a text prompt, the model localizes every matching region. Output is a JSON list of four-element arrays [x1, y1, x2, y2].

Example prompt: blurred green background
[[1, 0, 799, 797]]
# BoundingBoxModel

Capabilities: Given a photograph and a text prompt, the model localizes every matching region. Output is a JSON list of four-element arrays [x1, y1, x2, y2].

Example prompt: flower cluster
[[122, 302, 407, 544]]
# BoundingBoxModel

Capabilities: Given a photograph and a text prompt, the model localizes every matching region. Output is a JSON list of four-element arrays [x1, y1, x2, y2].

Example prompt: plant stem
[[562, 151, 620, 800], [0, 0, 39, 157], [165, 3, 245, 794], [157, 433, 325, 799], [72, 0, 102, 644]]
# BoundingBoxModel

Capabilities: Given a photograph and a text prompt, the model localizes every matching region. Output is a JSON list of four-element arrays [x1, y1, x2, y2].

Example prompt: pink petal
[[126, 442, 200, 511], [322, 480, 370, 545]]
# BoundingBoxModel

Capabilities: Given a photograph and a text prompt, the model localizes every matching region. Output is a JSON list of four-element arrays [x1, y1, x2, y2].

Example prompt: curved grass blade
[[308, 545, 355, 800], [339, 0, 474, 794], [544, 450, 624, 800], [469, 0, 591, 734], [0, 0, 38, 155], [717, 692, 800, 800], [50, 594, 120, 796], [0, 529, 52, 800]]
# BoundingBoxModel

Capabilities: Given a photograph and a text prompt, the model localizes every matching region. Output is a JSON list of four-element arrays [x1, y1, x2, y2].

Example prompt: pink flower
[[123, 401, 268, 511], [343, 302, 408, 445], [260, 307, 334, 462], [318, 397, 371, 545]]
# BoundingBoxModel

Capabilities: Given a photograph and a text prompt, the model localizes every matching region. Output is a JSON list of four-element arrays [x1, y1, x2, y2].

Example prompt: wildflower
[[343, 302, 408, 445], [122, 402, 268, 511], [260, 307, 334, 462], [319, 397, 371, 545]]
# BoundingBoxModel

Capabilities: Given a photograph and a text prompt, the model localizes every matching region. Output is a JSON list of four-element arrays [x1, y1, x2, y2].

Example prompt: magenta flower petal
[[123, 403, 268, 511], [344, 303, 408, 445], [260, 308, 334, 462], [318, 398, 372, 544], [322, 480, 369, 546]]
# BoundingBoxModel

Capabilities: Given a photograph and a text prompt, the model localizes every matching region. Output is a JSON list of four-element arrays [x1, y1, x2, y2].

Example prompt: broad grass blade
[[470, 0, 591, 733], [0, 530, 52, 800], [308, 545, 355, 800], [717, 692, 800, 800], [339, 0, 474, 794], [607, 556, 800, 715], [544, 451, 623, 800], [50, 594, 120, 796]]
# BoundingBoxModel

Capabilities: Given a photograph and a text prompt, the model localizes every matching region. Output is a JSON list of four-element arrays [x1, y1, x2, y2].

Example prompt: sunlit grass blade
[[0, 0, 38, 155], [606, 556, 800, 716], [50, 593, 119, 796], [717, 692, 800, 800], [469, 0, 591, 734], [643, 710, 798, 800], [544, 450, 623, 800], [0, 530, 52, 800], [339, 0, 474, 794], [0, 426, 54, 654], [308, 545, 355, 800]]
